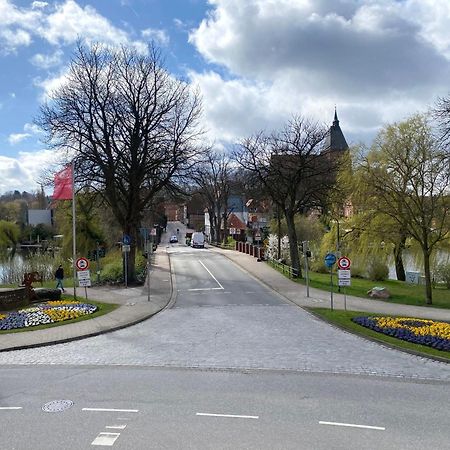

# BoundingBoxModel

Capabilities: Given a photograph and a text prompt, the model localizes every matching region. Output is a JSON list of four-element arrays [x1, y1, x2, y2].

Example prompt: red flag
[[53, 165, 73, 200]]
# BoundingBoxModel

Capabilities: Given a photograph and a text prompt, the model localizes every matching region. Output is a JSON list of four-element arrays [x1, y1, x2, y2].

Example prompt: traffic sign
[[324, 253, 337, 268], [122, 244, 131, 252], [338, 269, 351, 279], [78, 278, 91, 287], [338, 278, 351, 286], [337, 256, 351, 270], [122, 234, 131, 245], [75, 257, 89, 271], [77, 270, 91, 280], [150, 228, 157, 236]]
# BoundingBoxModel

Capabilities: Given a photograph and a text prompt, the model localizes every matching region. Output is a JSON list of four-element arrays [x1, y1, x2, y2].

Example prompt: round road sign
[[324, 253, 337, 268], [337, 256, 351, 270], [75, 257, 90, 271]]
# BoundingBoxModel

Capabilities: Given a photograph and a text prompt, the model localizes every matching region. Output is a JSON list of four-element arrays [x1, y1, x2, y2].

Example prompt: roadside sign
[[122, 234, 131, 245], [77, 270, 91, 280], [337, 256, 351, 270], [338, 278, 351, 286], [338, 269, 351, 279], [324, 253, 336, 268], [78, 278, 91, 287], [122, 244, 131, 252], [150, 228, 157, 236], [75, 257, 89, 271], [77, 269, 91, 287]]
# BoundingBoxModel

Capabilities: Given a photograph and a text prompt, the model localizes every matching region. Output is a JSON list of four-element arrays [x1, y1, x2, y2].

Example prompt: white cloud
[[141, 28, 170, 46], [30, 50, 63, 69], [31, 1, 48, 9], [0, 0, 147, 54], [0, 150, 58, 194], [34, 69, 70, 101], [8, 133, 31, 145], [188, 0, 450, 145]]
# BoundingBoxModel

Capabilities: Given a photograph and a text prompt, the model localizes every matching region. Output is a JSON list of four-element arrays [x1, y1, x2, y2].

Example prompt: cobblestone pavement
[[1, 303, 449, 381]]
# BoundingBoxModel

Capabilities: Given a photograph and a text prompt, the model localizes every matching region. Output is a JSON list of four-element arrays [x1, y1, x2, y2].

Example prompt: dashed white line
[[196, 412, 259, 419], [319, 421, 385, 430], [91, 432, 120, 446], [187, 287, 224, 291], [0, 407, 22, 410], [105, 425, 127, 430], [82, 408, 139, 413]]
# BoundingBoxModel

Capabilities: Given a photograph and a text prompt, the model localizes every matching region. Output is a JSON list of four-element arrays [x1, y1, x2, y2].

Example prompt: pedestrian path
[[210, 246, 450, 322]]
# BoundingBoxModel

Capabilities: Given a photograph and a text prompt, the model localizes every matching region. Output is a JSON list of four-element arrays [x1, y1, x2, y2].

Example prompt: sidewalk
[[210, 246, 450, 322], [0, 247, 173, 352]]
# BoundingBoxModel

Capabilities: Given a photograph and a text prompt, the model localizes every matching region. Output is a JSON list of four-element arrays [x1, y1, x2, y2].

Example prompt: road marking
[[198, 260, 224, 290], [187, 287, 224, 291], [105, 425, 127, 430], [319, 421, 385, 431], [91, 432, 120, 446], [0, 407, 22, 410], [116, 417, 130, 420], [82, 408, 138, 413], [196, 412, 259, 419]]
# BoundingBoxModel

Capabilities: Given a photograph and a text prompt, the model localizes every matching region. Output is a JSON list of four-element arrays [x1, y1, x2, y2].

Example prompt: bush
[[435, 263, 450, 289], [367, 261, 389, 281], [101, 261, 123, 283]]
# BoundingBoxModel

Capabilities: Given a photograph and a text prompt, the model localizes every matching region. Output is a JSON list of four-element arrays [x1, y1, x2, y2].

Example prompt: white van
[[191, 232, 205, 248]]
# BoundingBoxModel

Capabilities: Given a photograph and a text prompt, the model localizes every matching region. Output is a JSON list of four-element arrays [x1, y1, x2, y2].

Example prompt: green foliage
[[0, 220, 20, 249], [435, 263, 450, 289], [367, 260, 389, 281]]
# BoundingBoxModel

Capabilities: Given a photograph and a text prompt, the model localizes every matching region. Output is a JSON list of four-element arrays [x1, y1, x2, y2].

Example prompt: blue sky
[[1, 0, 450, 194]]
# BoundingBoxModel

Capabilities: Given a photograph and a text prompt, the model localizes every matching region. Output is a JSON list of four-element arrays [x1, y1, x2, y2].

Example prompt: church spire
[[322, 107, 348, 153], [333, 107, 339, 125]]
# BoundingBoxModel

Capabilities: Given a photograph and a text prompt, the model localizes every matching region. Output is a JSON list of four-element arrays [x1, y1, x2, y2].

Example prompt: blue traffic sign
[[324, 252, 337, 268], [122, 234, 131, 245]]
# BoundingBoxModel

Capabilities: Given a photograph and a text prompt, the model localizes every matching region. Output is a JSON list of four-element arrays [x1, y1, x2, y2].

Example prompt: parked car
[[169, 235, 178, 243]]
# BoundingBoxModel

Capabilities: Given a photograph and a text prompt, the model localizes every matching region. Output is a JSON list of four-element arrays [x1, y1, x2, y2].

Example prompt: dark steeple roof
[[323, 108, 349, 153]]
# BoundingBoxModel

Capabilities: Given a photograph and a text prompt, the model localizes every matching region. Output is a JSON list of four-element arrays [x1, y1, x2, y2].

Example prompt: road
[[0, 224, 449, 449]]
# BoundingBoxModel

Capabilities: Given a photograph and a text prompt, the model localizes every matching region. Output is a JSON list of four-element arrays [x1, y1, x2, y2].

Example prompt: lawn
[[267, 262, 450, 309], [308, 307, 450, 362]]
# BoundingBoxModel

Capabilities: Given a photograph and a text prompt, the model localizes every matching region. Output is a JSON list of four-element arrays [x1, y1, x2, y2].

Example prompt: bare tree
[[190, 149, 235, 244], [362, 114, 450, 304], [235, 116, 339, 276], [38, 43, 202, 281]]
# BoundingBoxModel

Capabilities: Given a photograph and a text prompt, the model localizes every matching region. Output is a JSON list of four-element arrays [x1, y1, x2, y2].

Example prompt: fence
[[266, 257, 299, 278]]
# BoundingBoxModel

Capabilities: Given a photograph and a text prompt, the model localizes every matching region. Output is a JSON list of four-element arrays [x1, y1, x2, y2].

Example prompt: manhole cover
[[42, 400, 74, 413]]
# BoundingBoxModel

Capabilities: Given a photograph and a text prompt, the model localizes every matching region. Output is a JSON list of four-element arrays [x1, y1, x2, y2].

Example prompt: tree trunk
[[277, 207, 281, 259], [393, 235, 406, 281], [285, 211, 302, 278], [423, 249, 433, 305]]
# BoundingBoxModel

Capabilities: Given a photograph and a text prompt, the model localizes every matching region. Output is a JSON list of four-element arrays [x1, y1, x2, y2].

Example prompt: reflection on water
[[0, 250, 58, 285]]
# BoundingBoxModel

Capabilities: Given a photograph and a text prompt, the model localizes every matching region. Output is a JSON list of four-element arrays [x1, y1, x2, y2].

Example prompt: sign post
[[75, 257, 90, 301], [324, 253, 337, 311], [122, 235, 131, 288], [337, 256, 351, 311]]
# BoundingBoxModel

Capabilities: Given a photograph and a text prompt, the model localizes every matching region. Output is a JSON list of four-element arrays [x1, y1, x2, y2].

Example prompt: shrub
[[434, 263, 450, 289], [367, 261, 389, 281], [101, 261, 123, 283]]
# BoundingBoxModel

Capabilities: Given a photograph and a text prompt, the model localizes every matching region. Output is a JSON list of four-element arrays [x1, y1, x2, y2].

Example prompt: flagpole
[[71, 160, 77, 300]]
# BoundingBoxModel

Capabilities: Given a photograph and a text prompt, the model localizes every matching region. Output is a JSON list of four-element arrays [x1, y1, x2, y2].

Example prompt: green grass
[[267, 262, 450, 309], [0, 298, 119, 334], [308, 307, 450, 362]]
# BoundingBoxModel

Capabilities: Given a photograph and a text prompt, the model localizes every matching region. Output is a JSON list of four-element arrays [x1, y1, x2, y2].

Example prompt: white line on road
[[0, 407, 22, 410], [319, 421, 385, 431], [91, 432, 120, 446], [198, 260, 224, 290], [196, 412, 259, 419], [105, 425, 127, 430], [82, 408, 139, 413], [187, 287, 224, 291]]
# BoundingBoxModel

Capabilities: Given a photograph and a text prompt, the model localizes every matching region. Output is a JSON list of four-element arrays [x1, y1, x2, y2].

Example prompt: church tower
[[322, 108, 349, 154]]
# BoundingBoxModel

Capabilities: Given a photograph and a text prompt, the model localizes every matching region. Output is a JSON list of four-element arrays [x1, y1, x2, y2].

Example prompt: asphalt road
[[0, 225, 449, 448]]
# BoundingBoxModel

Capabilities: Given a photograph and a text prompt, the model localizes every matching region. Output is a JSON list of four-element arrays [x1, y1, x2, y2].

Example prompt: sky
[[1, 0, 450, 194]]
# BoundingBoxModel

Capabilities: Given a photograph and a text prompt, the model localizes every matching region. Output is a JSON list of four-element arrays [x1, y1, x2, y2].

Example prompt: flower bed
[[0, 300, 98, 330], [352, 316, 450, 352]]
